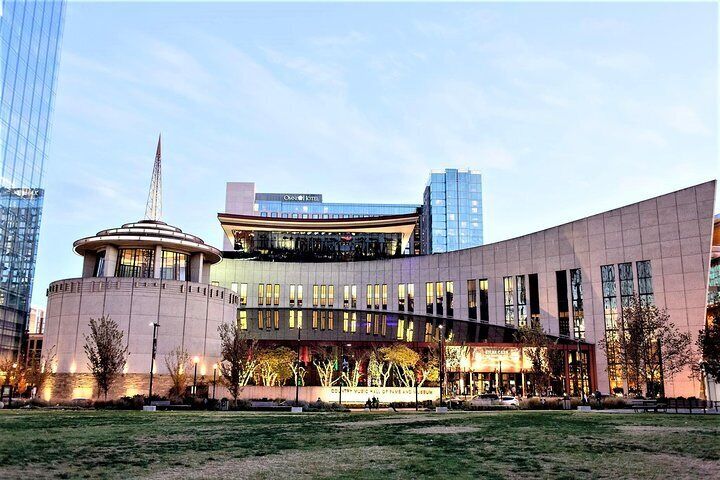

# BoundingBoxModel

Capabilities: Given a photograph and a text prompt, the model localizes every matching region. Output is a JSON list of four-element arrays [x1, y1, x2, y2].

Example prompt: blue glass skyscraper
[[422, 169, 483, 253], [0, 0, 65, 356]]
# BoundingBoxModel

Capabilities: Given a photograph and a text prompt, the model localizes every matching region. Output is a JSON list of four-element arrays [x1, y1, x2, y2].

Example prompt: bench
[[631, 399, 666, 413], [250, 401, 291, 411]]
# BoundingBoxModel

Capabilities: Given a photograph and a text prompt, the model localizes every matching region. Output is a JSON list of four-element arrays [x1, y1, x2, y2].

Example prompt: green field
[[1, 410, 718, 479]]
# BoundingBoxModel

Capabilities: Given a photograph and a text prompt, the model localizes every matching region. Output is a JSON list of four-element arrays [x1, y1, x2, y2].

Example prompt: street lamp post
[[438, 325, 445, 407], [577, 339, 584, 401], [192, 356, 199, 396], [212, 363, 217, 400], [147, 322, 159, 405], [339, 343, 351, 405], [295, 318, 302, 406]]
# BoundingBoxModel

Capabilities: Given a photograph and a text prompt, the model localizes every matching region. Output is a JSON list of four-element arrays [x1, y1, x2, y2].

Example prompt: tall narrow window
[[313, 284, 319, 307], [556, 271, 570, 336], [637, 261, 654, 305], [425, 283, 434, 314], [407, 284, 415, 313], [467, 280, 477, 320], [351, 285, 357, 308], [343, 285, 350, 308], [273, 284, 280, 306], [239, 284, 248, 307], [366, 284, 373, 309], [374, 284, 380, 309], [619, 262, 634, 309], [265, 283, 272, 307], [238, 310, 247, 330], [601, 265, 621, 391], [320, 285, 327, 307], [516, 275, 527, 327], [328, 285, 335, 308], [290, 284, 296, 307], [231, 282, 238, 293], [297, 285, 303, 307], [446, 281, 454, 317], [435, 282, 444, 316], [528, 274, 539, 325], [398, 283, 406, 311], [503, 276, 515, 326], [258, 284, 265, 306], [381, 284, 387, 310], [570, 269, 584, 339], [406, 319, 414, 341], [479, 279, 489, 323]]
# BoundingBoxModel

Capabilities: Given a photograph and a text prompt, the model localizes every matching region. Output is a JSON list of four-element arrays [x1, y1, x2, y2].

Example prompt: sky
[[33, 1, 718, 307]]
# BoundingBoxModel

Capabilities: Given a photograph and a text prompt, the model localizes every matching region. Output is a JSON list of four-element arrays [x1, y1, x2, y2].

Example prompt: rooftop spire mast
[[144, 134, 162, 221]]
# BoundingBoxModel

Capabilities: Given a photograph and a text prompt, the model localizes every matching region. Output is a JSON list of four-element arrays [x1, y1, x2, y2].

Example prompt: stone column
[[103, 245, 119, 277], [154, 245, 163, 279]]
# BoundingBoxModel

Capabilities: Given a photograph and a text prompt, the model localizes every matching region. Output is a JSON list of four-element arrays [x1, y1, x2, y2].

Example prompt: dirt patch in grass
[[148, 445, 404, 480], [617, 425, 720, 435], [405, 426, 480, 435]]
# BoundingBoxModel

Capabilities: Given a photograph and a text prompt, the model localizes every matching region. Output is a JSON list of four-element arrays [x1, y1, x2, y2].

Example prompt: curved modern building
[[41, 145, 717, 401], [211, 180, 718, 399]]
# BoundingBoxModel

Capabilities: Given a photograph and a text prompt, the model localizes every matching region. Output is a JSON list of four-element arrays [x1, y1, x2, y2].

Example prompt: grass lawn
[[1, 410, 719, 479]]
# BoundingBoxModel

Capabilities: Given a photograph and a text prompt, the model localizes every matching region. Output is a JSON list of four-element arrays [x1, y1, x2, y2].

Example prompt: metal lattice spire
[[144, 134, 163, 221]]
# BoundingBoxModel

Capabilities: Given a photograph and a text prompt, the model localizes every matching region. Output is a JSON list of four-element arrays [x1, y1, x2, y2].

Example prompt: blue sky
[[33, 1, 718, 306]]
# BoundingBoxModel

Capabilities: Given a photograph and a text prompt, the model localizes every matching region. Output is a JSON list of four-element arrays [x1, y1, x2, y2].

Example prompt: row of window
[[229, 262, 654, 339], [95, 248, 190, 281]]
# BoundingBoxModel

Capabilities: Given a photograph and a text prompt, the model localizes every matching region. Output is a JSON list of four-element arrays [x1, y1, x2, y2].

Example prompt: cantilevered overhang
[[218, 212, 420, 249]]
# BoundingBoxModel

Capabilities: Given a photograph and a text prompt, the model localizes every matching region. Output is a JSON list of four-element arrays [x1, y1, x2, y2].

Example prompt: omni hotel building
[[41, 149, 717, 401]]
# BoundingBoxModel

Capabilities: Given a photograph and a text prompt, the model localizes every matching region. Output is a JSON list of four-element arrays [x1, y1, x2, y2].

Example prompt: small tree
[[0, 355, 24, 392], [255, 346, 295, 386], [164, 346, 190, 399], [697, 310, 720, 384], [25, 346, 56, 397], [218, 322, 257, 406], [417, 346, 439, 387], [515, 323, 553, 396], [83, 315, 128, 400], [601, 296, 693, 397], [380, 344, 420, 387], [312, 346, 339, 387]]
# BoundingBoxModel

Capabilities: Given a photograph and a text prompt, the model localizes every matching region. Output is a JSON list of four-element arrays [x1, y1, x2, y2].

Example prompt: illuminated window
[[602, 265, 621, 390], [407, 284, 415, 313], [343, 285, 350, 308], [503, 276, 515, 326], [436, 282, 444, 316], [320, 285, 327, 307], [381, 284, 387, 310], [366, 284, 372, 309], [231, 282, 238, 293], [516, 275, 527, 327], [425, 283, 434, 314], [290, 284, 296, 307], [161, 250, 188, 281], [374, 284, 380, 309], [446, 281, 454, 317], [297, 285, 303, 307], [273, 284, 280, 306], [238, 310, 247, 330], [313, 284, 319, 307], [328, 285, 335, 308], [570, 269, 584, 339], [398, 283, 406, 311], [351, 285, 357, 308], [258, 284, 264, 306], [116, 248, 154, 278], [467, 280, 477, 319], [265, 283, 272, 306], [556, 271, 569, 336], [406, 319, 414, 341]]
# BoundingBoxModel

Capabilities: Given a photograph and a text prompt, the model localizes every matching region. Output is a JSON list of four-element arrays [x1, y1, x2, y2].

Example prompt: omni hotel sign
[[257, 193, 323, 203]]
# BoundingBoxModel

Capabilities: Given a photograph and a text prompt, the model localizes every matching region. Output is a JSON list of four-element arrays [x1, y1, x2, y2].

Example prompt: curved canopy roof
[[73, 219, 223, 264]]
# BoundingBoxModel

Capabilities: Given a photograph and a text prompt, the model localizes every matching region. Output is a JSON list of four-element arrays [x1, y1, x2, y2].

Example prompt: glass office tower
[[422, 169, 483, 253], [0, 0, 65, 356]]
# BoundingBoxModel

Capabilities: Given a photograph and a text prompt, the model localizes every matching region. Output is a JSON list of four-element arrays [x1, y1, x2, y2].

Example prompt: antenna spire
[[144, 134, 162, 221]]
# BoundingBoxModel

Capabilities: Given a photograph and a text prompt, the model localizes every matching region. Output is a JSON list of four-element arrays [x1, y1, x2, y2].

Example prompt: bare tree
[[515, 323, 554, 397], [164, 346, 190, 399], [25, 346, 56, 397], [83, 316, 128, 400], [698, 310, 720, 383], [218, 322, 257, 406], [601, 296, 694, 397], [312, 346, 339, 387]]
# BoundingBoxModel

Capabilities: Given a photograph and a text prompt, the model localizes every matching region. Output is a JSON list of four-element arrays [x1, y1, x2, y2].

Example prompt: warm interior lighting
[[200, 364, 206, 376]]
